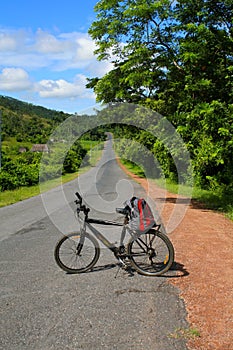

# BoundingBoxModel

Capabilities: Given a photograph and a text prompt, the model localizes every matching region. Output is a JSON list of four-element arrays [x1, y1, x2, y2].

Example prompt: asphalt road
[[0, 136, 188, 350]]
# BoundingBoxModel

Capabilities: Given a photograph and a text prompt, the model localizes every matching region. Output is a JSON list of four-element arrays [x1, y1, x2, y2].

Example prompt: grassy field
[[120, 159, 233, 220], [0, 141, 103, 208]]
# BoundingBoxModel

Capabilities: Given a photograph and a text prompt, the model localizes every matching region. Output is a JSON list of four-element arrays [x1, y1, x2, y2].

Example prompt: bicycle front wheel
[[127, 229, 174, 276], [54, 232, 100, 273]]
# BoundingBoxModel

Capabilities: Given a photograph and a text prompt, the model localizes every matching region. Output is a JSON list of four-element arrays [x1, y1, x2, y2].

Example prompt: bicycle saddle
[[116, 207, 129, 215]]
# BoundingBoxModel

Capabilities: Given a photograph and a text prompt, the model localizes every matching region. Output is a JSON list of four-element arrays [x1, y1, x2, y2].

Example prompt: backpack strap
[[137, 198, 145, 231], [130, 196, 137, 208]]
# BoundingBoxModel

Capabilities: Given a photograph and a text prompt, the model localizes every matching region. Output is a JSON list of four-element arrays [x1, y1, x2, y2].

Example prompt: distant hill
[[0, 95, 71, 121], [0, 95, 72, 143]]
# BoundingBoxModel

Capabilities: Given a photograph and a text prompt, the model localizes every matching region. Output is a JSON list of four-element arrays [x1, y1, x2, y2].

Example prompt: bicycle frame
[[77, 213, 136, 253]]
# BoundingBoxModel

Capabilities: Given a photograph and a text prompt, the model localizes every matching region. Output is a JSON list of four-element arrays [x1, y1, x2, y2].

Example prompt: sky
[[0, 0, 112, 114]]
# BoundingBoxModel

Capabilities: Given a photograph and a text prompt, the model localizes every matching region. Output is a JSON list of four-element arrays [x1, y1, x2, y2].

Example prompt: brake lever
[[75, 192, 82, 200]]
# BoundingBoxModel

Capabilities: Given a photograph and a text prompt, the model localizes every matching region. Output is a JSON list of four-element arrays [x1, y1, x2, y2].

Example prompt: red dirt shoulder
[[118, 160, 233, 350]]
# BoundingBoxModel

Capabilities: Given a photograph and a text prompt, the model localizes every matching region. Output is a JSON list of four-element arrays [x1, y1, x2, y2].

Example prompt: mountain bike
[[54, 192, 175, 277]]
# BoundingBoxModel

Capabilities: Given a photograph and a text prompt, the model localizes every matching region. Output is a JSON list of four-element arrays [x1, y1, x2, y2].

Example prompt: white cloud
[[0, 29, 29, 52], [0, 27, 114, 107], [37, 74, 95, 99], [0, 52, 50, 69], [75, 36, 96, 60], [0, 28, 113, 74], [34, 29, 74, 54], [0, 32, 17, 51], [87, 60, 114, 77], [0, 67, 32, 91], [51, 32, 99, 71]]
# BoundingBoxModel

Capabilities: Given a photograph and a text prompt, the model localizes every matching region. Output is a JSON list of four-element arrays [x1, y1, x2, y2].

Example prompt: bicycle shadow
[[89, 263, 117, 273], [65, 261, 189, 278], [162, 261, 189, 278], [90, 263, 135, 278], [92, 261, 189, 278], [65, 263, 117, 275]]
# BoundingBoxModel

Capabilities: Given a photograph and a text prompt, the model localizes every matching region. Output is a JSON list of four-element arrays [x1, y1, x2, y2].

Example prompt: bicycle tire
[[54, 232, 100, 273], [127, 229, 174, 276]]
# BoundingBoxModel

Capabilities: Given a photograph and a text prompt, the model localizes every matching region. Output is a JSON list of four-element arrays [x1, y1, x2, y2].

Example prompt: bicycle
[[54, 192, 175, 277]]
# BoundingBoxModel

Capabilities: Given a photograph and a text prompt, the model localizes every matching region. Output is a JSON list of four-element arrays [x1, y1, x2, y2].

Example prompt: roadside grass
[[120, 158, 146, 178], [155, 178, 233, 220], [0, 173, 77, 207], [120, 159, 233, 220], [169, 327, 201, 339], [0, 142, 103, 208]]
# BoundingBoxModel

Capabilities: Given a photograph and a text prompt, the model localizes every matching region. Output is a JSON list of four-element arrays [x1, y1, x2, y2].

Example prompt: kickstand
[[114, 257, 130, 278], [114, 264, 121, 278], [114, 257, 127, 278]]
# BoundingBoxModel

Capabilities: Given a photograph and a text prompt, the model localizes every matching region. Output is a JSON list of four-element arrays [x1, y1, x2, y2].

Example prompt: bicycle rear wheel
[[127, 229, 174, 276], [54, 232, 100, 273]]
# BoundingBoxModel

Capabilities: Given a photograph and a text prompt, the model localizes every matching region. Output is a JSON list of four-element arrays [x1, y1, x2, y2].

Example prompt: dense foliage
[[0, 152, 41, 190], [0, 96, 103, 191], [88, 0, 233, 193]]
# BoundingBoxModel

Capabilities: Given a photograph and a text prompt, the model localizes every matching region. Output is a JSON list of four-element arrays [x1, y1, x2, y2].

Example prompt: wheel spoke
[[128, 230, 174, 276], [54, 233, 100, 273]]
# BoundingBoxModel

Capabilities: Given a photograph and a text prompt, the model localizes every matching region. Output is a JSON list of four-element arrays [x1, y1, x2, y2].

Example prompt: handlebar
[[75, 192, 90, 217], [75, 192, 82, 204], [74, 192, 129, 220], [116, 207, 130, 216]]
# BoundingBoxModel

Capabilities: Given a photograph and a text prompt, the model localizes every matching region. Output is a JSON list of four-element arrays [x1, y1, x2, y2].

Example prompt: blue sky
[[0, 0, 112, 113]]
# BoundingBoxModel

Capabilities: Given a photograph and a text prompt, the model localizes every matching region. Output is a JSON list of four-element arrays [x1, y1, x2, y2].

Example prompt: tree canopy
[[88, 0, 232, 109], [88, 0, 233, 192]]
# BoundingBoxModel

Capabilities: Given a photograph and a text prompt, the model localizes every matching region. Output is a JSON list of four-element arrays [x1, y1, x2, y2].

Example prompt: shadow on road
[[65, 261, 189, 278], [162, 261, 189, 278]]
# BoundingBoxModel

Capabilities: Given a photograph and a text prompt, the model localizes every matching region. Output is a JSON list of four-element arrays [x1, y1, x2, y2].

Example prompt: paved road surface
[[0, 137, 188, 350]]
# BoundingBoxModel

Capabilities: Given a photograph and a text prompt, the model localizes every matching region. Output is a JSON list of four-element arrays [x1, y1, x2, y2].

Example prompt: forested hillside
[[0, 96, 100, 191], [0, 95, 69, 144], [87, 0, 233, 197]]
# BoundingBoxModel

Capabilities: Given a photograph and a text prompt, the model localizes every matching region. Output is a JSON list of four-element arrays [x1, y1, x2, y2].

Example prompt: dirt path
[[118, 161, 233, 350]]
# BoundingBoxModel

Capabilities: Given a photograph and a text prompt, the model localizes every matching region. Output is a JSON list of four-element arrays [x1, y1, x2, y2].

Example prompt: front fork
[[76, 220, 87, 255]]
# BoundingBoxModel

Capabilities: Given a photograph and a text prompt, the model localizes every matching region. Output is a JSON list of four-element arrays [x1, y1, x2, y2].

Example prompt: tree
[[88, 0, 233, 191], [88, 0, 179, 106], [88, 0, 233, 111], [63, 142, 87, 173]]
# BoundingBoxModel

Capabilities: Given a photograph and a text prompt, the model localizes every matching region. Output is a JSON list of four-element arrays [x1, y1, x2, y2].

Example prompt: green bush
[[0, 141, 88, 191]]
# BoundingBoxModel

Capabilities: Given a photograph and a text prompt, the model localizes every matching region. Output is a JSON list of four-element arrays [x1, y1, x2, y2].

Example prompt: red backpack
[[124, 197, 155, 233]]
